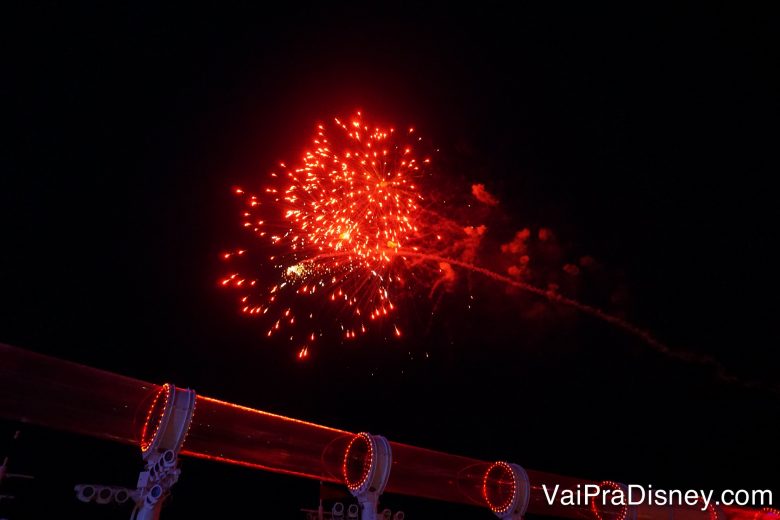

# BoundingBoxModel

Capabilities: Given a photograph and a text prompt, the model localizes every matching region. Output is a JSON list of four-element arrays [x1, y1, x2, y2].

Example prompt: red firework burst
[[223, 113, 450, 357], [222, 112, 686, 375]]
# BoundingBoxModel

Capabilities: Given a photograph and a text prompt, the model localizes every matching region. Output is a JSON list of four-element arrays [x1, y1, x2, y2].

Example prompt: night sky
[[1, 3, 778, 519]]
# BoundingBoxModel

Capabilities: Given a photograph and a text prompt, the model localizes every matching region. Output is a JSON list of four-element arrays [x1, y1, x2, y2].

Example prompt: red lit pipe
[[181, 394, 350, 482], [0, 342, 160, 445], [0, 344, 773, 520]]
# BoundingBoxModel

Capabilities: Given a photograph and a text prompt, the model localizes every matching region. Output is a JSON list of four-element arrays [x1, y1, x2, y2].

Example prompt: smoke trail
[[401, 251, 780, 397]]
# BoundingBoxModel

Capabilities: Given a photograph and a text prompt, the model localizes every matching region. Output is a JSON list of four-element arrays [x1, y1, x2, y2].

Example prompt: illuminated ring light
[[140, 383, 196, 459], [342, 432, 392, 496], [705, 503, 728, 520], [482, 461, 530, 517], [756, 509, 780, 520], [590, 481, 635, 520], [140, 384, 171, 452]]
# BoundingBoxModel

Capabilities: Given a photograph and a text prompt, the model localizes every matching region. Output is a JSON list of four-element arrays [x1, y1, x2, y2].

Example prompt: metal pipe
[[0, 343, 773, 520]]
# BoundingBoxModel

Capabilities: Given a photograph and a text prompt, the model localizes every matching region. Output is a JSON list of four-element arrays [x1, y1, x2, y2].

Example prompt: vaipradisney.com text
[[543, 484, 774, 512]]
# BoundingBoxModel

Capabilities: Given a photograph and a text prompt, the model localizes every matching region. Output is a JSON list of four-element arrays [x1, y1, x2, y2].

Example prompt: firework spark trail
[[295, 248, 778, 394], [399, 251, 777, 394]]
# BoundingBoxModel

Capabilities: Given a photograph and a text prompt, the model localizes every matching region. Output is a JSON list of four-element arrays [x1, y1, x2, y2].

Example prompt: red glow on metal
[[483, 461, 516, 514], [179, 450, 337, 482], [710, 505, 722, 520], [140, 383, 170, 452], [193, 395, 348, 434], [343, 432, 373, 491], [0, 344, 772, 520], [591, 481, 628, 520]]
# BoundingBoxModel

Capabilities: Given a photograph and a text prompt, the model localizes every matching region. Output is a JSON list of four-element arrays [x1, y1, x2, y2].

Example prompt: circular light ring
[[140, 384, 171, 452], [343, 432, 374, 492], [140, 383, 196, 457], [483, 461, 516, 514], [482, 461, 530, 517], [706, 503, 724, 520], [341, 432, 392, 496], [756, 509, 780, 520], [591, 481, 631, 520]]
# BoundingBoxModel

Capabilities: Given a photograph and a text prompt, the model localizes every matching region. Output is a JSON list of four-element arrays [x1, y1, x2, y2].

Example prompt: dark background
[[1, 3, 778, 518]]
